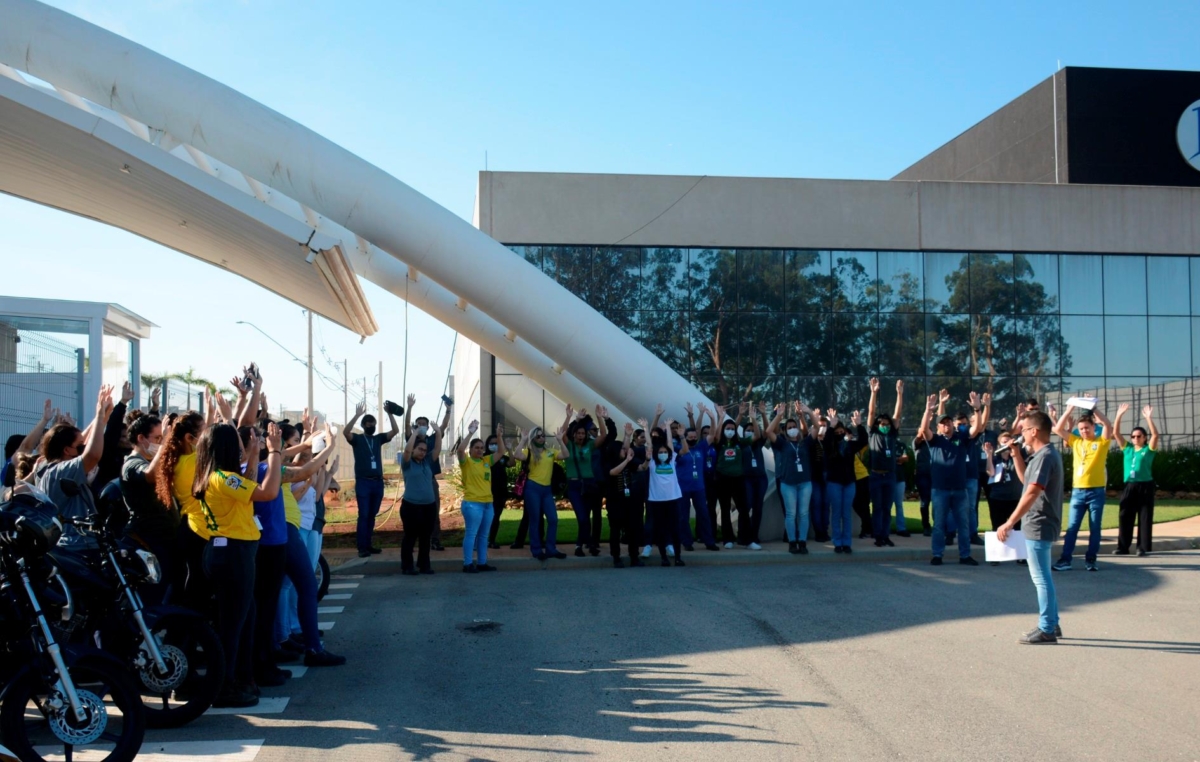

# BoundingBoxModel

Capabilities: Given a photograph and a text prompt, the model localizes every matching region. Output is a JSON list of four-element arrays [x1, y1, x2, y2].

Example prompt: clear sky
[[2, 0, 1198, 424]]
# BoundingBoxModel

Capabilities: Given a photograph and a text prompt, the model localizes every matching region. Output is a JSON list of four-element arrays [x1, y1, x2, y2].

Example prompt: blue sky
[[2, 0, 1198, 423]]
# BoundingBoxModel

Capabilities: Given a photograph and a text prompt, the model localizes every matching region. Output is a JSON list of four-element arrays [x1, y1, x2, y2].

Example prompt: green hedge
[[1061, 447, 1200, 492]]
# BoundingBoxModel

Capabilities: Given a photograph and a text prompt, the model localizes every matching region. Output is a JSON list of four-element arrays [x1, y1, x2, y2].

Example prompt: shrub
[[1060, 446, 1200, 492]]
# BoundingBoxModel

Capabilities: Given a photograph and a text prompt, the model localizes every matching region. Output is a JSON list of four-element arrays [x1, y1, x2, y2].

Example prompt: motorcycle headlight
[[134, 549, 162, 584]]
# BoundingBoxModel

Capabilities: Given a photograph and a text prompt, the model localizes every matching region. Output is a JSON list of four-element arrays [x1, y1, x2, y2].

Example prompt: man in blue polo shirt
[[345, 400, 400, 557], [676, 426, 719, 551], [918, 391, 988, 566]]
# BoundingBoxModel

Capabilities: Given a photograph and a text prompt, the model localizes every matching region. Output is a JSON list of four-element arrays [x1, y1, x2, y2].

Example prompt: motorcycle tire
[[139, 614, 225, 729], [0, 655, 145, 762], [316, 554, 330, 601]]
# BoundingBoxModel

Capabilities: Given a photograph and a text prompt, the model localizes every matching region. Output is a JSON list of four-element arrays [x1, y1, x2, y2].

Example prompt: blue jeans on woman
[[679, 488, 715, 547], [1025, 538, 1059, 634], [1060, 487, 1106, 564], [827, 481, 856, 548], [524, 481, 558, 558], [275, 523, 321, 652], [780, 481, 813, 543], [809, 480, 828, 539], [869, 473, 896, 540], [892, 480, 908, 533], [744, 473, 769, 545], [461, 500, 494, 566]]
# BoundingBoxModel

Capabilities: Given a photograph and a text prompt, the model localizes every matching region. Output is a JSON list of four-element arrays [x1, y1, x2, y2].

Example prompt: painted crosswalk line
[[35, 739, 265, 761], [323, 593, 353, 600], [331, 574, 364, 579], [317, 606, 345, 614], [207, 697, 290, 715], [327, 582, 359, 589], [318, 621, 336, 630], [282, 664, 308, 678]]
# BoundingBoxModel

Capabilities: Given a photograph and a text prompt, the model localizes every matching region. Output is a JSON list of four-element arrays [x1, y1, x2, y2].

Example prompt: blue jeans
[[679, 487, 715, 546], [744, 473, 769, 544], [524, 481, 558, 557], [355, 478, 385, 553], [1025, 538, 1059, 633], [278, 527, 322, 641], [461, 500, 494, 566], [1061, 487, 1106, 563], [931, 488, 971, 559], [892, 480, 907, 533], [966, 477, 980, 536], [869, 473, 896, 540], [276, 523, 321, 652], [567, 479, 601, 549], [780, 481, 813, 543], [827, 481, 855, 547], [809, 480, 828, 538]]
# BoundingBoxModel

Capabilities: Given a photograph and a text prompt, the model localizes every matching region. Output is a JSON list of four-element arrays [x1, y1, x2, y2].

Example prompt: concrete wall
[[480, 171, 1200, 256], [892, 71, 1067, 184]]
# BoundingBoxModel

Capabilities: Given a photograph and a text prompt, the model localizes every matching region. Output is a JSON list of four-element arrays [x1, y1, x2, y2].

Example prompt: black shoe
[[286, 634, 305, 651], [304, 649, 347, 667], [1111, 549, 1130, 556], [874, 539, 884, 547], [213, 686, 259, 708], [884, 538, 895, 547], [402, 568, 418, 576], [1055, 624, 1064, 638], [254, 667, 291, 688], [463, 564, 478, 574], [488, 542, 502, 550], [674, 557, 686, 567], [613, 557, 625, 568], [431, 543, 445, 552], [477, 564, 497, 572], [1018, 628, 1058, 645], [419, 568, 435, 575], [272, 644, 302, 664], [843, 546, 852, 555], [1016, 559, 1028, 565], [536, 552, 548, 561], [589, 546, 601, 556], [834, 546, 844, 554], [357, 550, 371, 558], [970, 535, 985, 546], [574, 547, 585, 558], [990, 562, 1000, 567], [369, 546, 383, 555], [859, 530, 871, 539], [510, 543, 525, 550], [930, 557, 943, 566], [661, 556, 671, 567], [684, 544, 695, 552], [959, 556, 979, 566], [551, 551, 567, 559], [705, 543, 720, 551], [798, 542, 808, 555], [629, 557, 645, 567], [788, 541, 798, 554], [896, 531, 912, 538], [1137, 549, 1148, 557], [922, 528, 932, 537]]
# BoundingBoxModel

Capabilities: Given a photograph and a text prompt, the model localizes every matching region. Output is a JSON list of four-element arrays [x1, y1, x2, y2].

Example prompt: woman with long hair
[[191, 422, 283, 708], [155, 410, 208, 611], [823, 410, 862, 554], [458, 420, 506, 573], [766, 402, 814, 555], [400, 418, 443, 574], [485, 432, 511, 549], [35, 385, 112, 547], [118, 410, 174, 604], [711, 403, 753, 549], [513, 426, 566, 561], [646, 415, 687, 567]]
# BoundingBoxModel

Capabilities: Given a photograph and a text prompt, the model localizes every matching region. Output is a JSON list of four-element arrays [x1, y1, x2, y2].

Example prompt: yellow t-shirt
[[521, 447, 560, 487], [172, 453, 201, 521], [1069, 434, 1110, 489], [283, 480, 303, 528], [192, 469, 260, 541], [460, 455, 493, 503], [853, 446, 869, 480]]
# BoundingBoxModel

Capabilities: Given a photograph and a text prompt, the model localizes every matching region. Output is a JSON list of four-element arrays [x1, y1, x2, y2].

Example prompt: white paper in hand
[[985, 530, 1028, 562], [1065, 396, 1098, 411]]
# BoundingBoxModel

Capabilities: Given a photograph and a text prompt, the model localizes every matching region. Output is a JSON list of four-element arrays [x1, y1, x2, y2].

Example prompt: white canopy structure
[[0, 0, 706, 422]]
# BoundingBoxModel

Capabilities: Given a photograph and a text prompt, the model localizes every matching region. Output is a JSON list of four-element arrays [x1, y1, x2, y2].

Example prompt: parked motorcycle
[[0, 491, 145, 762]]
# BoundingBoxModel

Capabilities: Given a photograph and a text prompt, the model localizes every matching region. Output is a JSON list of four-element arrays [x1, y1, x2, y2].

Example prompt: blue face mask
[[957, 424, 969, 434]]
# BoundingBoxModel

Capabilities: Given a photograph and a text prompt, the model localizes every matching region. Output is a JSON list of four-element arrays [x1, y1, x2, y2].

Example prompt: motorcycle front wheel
[[138, 614, 225, 729], [0, 656, 145, 762]]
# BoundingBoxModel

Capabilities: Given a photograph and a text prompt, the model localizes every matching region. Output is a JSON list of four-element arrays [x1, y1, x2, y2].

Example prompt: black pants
[[252, 543, 288, 672], [487, 496, 506, 544], [649, 499, 681, 558], [987, 497, 1021, 533], [1118, 481, 1155, 553], [705, 479, 719, 541], [400, 499, 437, 572], [430, 481, 442, 544], [853, 476, 872, 536], [606, 488, 641, 559], [916, 472, 932, 532], [202, 537, 257, 688], [176, 521, 213, 616], [715, 474, 745, 544]]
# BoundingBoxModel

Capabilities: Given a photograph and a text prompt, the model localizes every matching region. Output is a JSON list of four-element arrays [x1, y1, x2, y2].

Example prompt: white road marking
[[206, 697, 290, 715], [331, 574, 364, 579], [282, 665, 308, 678], [318, 621, 336, 630], [327, 582, 359, 589], [317, 606, 345, 614], [35, 739, 265, 761], [323, 593, 353, 600]]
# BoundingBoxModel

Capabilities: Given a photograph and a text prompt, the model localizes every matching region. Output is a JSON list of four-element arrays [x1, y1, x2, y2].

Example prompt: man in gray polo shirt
[[998, 411, 1064, 645]]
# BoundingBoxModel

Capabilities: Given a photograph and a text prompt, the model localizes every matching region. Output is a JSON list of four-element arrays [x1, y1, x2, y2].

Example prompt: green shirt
[[1122, 443, 1155, 483], [715, 436, 753, 477], [563, 441, 595, 480]]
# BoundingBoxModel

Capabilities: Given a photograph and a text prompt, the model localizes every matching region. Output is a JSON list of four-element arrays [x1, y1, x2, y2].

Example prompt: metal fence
[[0, 329, 84, 446]]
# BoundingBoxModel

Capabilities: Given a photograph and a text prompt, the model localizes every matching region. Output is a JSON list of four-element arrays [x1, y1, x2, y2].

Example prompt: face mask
[[362, 425, 376, 435], [686, 438, 698, 446], [786, 427, 800, 439], [737, 426, 745, 439], [146, 442, 161, 456], [957, 424, 969, 434], [724, 429, 736, 439], [878, 425, 891, 434], [657, 453, 669, 463], [416, 426, 428, 437], [818, 426, 827, 436], [488, 443, 498, 453]]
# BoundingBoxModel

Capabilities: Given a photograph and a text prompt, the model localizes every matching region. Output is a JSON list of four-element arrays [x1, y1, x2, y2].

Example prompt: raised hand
[[597, 405, 609, 420], [926, 393, 938, 411], [564, 403, 574, 419], [1142, 405, 1153, 420], [41, 398, 52, 421], [654, 403, 665, 418], [1047, 404, 1058, 420], [684, 402, 694, 415], [623, 422, 634, 437], [851, 410, 862, 426], [354, 400, 366, 417], [265, 423, 283, 452], [230, 376, 247, 396], [774, 403, 786, 415], [468, 419, 479, 434], [121, 381, 134, 405], [637, 417, 649, 431], [1117, 402, 1131, 416], [664, 418, 676, 432], [756, 400, 767, 414], [983, 441, 994, 455], [407, 393, 417, 408], [968, 391, 980, 408], [896, 379, 904, 393], [714, 404, 726, 421], [302, 408, 312, 431], [940, 389, 951, 404], [150, 387, 161, 408], [869, 377, 880, 393], [496, 423, 505, 437], [826, 408, 837, 419], [982, 392, 992, 408]]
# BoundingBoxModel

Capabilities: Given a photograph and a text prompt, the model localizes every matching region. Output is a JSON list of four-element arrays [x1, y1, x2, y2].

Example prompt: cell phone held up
[[242, 362, 260, 391], [441, 394, 454, 407], [383, 399, 405, 417]]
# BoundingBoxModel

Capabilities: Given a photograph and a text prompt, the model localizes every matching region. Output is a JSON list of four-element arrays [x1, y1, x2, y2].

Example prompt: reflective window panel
[[832, 251, 877, 312], [1104, 255, 1147, 316], [1014, 253, 1060, 314], [1146, 256, 1190, 316], [1060, 254, 1103, 315], [878, 251, 923, 313]]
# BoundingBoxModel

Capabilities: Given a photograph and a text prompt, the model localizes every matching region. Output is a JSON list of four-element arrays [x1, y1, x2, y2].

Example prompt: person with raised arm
[[559, 404, 609, 558], [34, 385, 114, 548], [513, 425, 566, 561], [866, 378, 905, 547], [404, 398, 453, 551], [918, 393, 978, 566], [646, 415, 687, 567], [605, 421, 644, 567], [742, 401, 771, 547], [459, 420, 505, 573], [398, 412, 442, 575], [3, 398, 55, 488], [676, 412, 719, 553], [1112, 405, 1158, 557], [964, 391, 993, 546], [345, 398, 400, 558], [767, 401, 814, 555], [1052, 402, 1118, 572], [822, 409, 861, 553], [712, 403, 754, 549], [485, 428, 513, 550]]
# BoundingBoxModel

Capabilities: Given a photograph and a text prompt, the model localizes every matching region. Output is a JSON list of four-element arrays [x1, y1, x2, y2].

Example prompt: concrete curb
[[326, 534, 1200, 575]]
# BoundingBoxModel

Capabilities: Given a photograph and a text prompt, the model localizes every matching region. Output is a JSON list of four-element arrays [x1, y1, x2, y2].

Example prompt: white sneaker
[[748, 542, 763, 550], [666, 545, 675, 557], [723, 542, 735, 550], [640, 545, 652, 558]]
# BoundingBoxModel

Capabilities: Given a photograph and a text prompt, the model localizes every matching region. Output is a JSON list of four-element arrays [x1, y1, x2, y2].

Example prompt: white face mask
[[724, 429, 736, 439], [786, 427, 800, 439], [146, 442, 161, 456], [657, 453, 669, 463], [488, 443, 498, 453], [818, 426, 827, 437], [737, 426, 745, 439]]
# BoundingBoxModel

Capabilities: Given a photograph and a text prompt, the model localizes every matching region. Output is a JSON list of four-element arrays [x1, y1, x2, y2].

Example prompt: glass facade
[[497, 247, 1200, 446]]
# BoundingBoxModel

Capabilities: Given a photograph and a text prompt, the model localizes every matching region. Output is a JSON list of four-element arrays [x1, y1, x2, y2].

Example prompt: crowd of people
[[2, 367, 346, 709]]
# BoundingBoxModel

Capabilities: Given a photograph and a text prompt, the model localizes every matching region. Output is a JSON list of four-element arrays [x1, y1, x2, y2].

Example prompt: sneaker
[[723, 542, 735, 550], [574, 547, 585, 558], [705, 543, 721, 551], [666, 545, 676, 558], [213, 686, 259, 708], [1018, 628, 1058, 645], [788, 541, 799, 554], [930, 557, 943, 566], [1086, 561, 1098, 572], [357, 550, 371, 558], [1052, 559, 1072, 572], [463, 564, 478, 574], [674, 557, 686, 567], [613, 557, 625, 569], [748, 542, 762, 550], [959, 557, 979, 566], [641, 545, 652, 558], [551, 551, 567, 560], [476, 564, 497, 572], [304, 649, 347, 667], [254, 667, 291, 688], [798, 542, 808, 555]]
